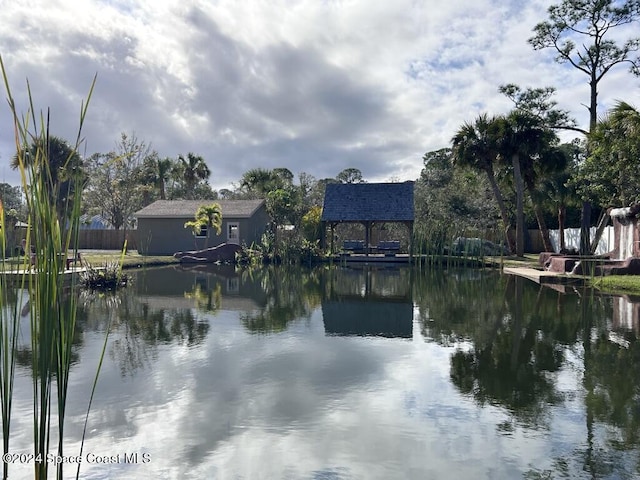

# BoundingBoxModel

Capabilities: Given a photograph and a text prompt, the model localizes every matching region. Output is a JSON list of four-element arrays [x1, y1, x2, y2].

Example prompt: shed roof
[[321, 181, 414, 222], [135, 199, 265, 219]]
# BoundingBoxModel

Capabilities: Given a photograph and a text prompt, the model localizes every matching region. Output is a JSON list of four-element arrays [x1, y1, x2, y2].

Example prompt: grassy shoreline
[[590, 276, 640, 296], [82, 252, 180, 269], [9, 250, 640, 296]]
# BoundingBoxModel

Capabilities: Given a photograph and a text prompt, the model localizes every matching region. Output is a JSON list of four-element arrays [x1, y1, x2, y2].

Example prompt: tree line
[[1, 128, 366, 241], [419, 0, 640, 256], [1, 0, 639, 257]]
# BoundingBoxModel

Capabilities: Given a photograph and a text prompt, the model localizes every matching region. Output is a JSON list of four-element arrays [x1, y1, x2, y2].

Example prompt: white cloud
[[1, 0, 639, 189]]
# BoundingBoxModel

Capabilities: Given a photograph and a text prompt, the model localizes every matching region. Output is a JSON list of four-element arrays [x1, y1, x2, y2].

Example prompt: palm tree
[[524, 145, 569, 253], [12, 135, 84, 220], [451, 114, 515, 253], [590, 101, 640, 206], [177, 153, 211, 199], [495, 112, 548, 257], [239, 168, 281, 198], [508, 118, 565, 253], [542, 156, 577, 252], [184, 203, 223, 249], [154, 157, 173, 200], [140, 155, 174, 203]]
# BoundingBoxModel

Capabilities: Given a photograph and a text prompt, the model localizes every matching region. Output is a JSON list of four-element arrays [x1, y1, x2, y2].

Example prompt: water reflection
[[412, 270, 640, 478], [236, 266, 323, 333], [436, 275, 569, 422], [322, 267, 413, 338], [5, 265, 640, 479]]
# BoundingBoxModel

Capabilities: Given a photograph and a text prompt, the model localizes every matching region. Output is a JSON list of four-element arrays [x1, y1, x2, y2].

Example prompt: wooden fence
[[4, 228, 140, 256], [76, 229, 139, 250]]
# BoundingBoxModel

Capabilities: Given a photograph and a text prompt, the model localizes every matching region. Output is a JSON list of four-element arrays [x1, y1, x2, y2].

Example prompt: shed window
[[194, 224, 208, 238]]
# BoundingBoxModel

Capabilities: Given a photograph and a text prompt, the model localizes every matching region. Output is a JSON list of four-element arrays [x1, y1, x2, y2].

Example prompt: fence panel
[[77, 229, 139, 251]]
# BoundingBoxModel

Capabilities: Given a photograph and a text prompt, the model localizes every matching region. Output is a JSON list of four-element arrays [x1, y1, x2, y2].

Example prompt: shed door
[[227, 222, 240, 244]]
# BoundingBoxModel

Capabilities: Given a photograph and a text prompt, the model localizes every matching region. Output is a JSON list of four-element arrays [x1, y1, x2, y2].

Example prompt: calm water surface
[[7, 265, 640, 479]]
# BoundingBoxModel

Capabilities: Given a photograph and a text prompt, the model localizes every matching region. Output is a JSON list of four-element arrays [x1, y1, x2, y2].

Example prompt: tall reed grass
[[412, 222, 506, 270], [0, 56, 104, 480], [0, 185, 26, 480]]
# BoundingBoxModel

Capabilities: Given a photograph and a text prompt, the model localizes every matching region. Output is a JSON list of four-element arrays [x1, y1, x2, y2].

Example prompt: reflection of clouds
[[6, 307, 612, 479]]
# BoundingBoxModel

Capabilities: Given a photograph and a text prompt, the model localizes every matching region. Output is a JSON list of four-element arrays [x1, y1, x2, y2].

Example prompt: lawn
[[81, 251, 179, 269], [1, 250, 179, 272]]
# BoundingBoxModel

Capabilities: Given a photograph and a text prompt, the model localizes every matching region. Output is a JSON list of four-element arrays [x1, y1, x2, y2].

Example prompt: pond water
[[6, 264, 640, 479]]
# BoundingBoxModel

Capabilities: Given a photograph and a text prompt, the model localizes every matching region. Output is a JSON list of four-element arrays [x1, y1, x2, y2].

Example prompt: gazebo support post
[[405, 221, 414, 261], [364, 221, 373, 255]]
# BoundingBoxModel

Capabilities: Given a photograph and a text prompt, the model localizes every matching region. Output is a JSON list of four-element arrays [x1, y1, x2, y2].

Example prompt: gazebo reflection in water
[[321, 266, 413, 339]]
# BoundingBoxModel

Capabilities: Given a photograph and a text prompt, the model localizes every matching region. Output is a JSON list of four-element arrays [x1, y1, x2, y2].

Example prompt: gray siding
[[137, 204, 270, 255]]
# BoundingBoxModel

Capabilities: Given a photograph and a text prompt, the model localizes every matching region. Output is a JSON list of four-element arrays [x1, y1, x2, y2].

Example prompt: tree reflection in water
[[78, 277, 212, 377], [448, 275, 567, 425], [239, 265, 323, 334], [411, 268, 640, 478], [27, 264, 639, 477]]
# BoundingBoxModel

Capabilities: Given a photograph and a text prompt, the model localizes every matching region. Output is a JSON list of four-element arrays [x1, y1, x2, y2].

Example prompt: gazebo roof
[[321, 181, 414, 223]]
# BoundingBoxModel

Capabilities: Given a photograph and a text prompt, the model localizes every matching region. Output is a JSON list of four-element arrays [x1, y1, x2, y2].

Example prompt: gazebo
[[320, 181, 414, 255]]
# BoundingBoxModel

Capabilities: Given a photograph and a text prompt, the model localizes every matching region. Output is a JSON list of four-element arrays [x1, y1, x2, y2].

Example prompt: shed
[[135, 200, 270, 255], [320, 181, 414, 253]]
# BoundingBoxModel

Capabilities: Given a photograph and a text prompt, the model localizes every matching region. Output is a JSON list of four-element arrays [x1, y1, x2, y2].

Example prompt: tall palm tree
[[178, 153, 211, 199], [504, 115, 565, 253], [140, 155, 174, 203], [541, 153, 577, 252], [495, 112, 548, 257], [522, 145, 568, 253], [451, 114, 515, 253], [154, 157, 173, 200]]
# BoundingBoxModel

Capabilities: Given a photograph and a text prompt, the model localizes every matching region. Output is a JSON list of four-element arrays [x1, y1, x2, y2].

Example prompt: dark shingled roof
[[321, 182, 414, 222], [135, 199, 265, 218]]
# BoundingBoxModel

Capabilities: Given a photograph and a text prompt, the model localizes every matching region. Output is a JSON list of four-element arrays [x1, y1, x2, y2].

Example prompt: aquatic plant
[[78, 242, 129, 290], [236, 232, 275, 265], [0, 56, 107, 480], [79, 261, 130, 290], [412, 222, 506, 269], [236, 231, 327, 266]]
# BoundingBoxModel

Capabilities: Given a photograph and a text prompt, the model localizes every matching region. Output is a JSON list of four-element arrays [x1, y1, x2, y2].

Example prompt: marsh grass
[[0, 190, 27, 479], [0, 56, 105, 480], [412, 224, 501, 269]]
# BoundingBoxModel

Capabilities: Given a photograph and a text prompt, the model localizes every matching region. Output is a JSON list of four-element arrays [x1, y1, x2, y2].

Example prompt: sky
[[1, 0, 639, 192]]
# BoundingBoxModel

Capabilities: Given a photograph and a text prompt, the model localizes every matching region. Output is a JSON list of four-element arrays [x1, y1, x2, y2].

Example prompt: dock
[[335, 253, 411, 264], [503, 267, 587, 286], [2, 266, 95, 281]]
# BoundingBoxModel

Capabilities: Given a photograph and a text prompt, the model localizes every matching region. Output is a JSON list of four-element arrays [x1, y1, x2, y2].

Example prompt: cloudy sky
[[1, 0, 639, 191]]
